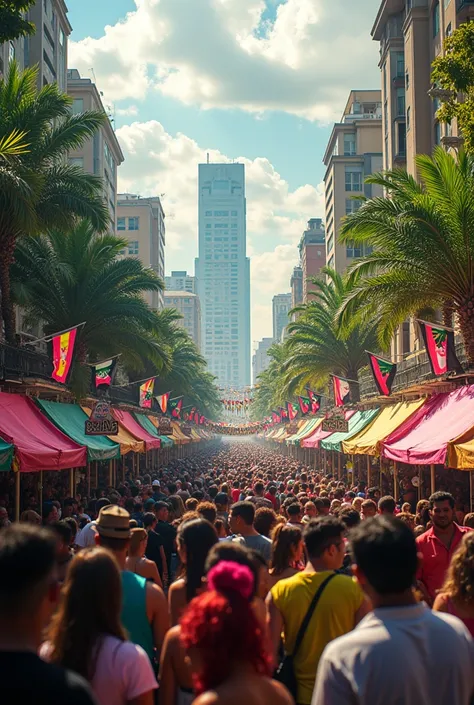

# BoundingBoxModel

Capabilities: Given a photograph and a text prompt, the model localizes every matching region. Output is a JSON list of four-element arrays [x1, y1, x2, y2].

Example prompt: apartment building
[[67, 69, 124, 231], [252, 337, 274, 384], [323, 90, 383, 274], [272, 293, 292, 343], [298, 218, 326, 302], [372, 0, 472, 176], [165, 271, 197, 294], [117, 194, 166, 310], [164, 291, 201, 349], [0, 0, 71, 89], [290, 265, 303, 315]]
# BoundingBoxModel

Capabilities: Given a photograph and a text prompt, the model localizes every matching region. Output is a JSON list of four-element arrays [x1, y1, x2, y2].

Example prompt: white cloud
[[115, 105, 139, 116], [69, 0, 380, 120], [115, 119, 321, 338]]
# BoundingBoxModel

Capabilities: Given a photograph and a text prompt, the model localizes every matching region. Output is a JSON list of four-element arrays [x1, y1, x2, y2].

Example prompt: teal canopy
[[0, 437, 13, 472], [36, 400, 120, 461], [320, 409, 380, 453], [134, 414, 174, 447]]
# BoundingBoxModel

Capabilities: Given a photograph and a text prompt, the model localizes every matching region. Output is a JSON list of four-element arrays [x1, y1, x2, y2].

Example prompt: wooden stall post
[[337, 452, 341, 481], [95, 461, 98, 489], [108, 460, 113, 487], [331, 451, 335, 475], [366, 456, 371, 488], [87, 462, 91, 497], [15, 470, 20, 522], [39, 471, 43, 517], [69, 468, 74, 497], [122, 458, 126, 483], [393, 462, 398, 502], [430, 464, 436, 496], [470, 470, 474, 513]]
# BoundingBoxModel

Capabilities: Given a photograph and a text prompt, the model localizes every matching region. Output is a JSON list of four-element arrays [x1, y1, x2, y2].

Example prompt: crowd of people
[[2, 439, 474, 705]]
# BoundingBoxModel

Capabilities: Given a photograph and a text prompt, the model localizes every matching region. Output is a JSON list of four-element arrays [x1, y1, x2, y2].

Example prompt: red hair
[[180, 561, 272, 694]]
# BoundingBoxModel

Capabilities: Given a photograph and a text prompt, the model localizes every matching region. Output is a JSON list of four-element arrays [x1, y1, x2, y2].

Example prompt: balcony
[[0, 343, 52, 383]]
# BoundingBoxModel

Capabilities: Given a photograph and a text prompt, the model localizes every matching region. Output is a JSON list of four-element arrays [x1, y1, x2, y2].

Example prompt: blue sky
[[67, 0, 380, 341]]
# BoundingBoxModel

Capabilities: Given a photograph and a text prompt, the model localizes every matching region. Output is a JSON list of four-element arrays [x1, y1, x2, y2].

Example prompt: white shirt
[[312, 603, 474, 705], [75, 521, 97, 548]]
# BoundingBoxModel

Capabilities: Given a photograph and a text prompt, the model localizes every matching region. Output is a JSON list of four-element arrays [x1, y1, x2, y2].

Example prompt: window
[[446, 22, 452, 37], [8, 41, 15, 62], [205, 223, 211, 229], [231, 210, 238, 216], [117, 217, 126, 231], [68, 157, 84, 168], [343, 133, 356, 156], [398, 122, 406, 156], [346, 241, 373, 258], [214, 210, 228, 216], [345, 166, 363, 192], [128, 241, 139, 255], [128, 217, 139, 230], [59, 28, 65, 46], [72, 98, 84, 115], [407, 106, 411, 131], [345, 198, 361, 215], [205, 210, 212, 216], [433, 2, 440, 37], [396, 87, 405, 116], [405, 71, 409, 90], [396, 52, 405, 77]]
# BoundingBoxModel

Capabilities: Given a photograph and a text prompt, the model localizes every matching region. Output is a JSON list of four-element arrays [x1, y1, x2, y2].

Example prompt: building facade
[[252, 337, 274, 384], [164, 291, 201, 349], [290, 265, 303, 321], [299, 218, 326, 302], [67, 69, 124, 231], [323, 90, 383, 274], [272, 293, 292, 343], [195, 163, 251, 388], [0, 0, 71, 89], [165, 271, 197, 294], [117, 194, 166, 310]]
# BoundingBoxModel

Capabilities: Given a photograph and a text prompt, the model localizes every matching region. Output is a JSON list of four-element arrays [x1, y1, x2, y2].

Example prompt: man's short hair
[[254, 481, 264, 494], [429, 491, 455, 509], [50, 520, 73, 545], [143, 512, 157, 529], [231, 501, 255, 526], [350, 516, 418, 595], [197, 501, 217, 524], [154, 501, 169, 512], [338, 508, 361, 529], [303, 516, 345, 559], [287, 502, 303, 518], [0, 524, 57, 615], [314, 497, 331, 511], [361, 499, 377, 511], [378, 496, 396, 514]]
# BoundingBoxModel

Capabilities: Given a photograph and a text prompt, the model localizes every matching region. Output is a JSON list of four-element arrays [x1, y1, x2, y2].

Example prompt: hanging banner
[[139, 378, 155, 408], [169, 398, 183, 419], [286, 401, 299, 421], [333, 375, 351, 407], [367, 352, 397, 396], [85, 400, 119, 436], [322, 408, 349, 433], [158, 417, 173, 435], [272, 410, 281, 424], [298, 396, 311, 416], [417, 320, 463, 376], [156, 392, 170, 414], [306, 388, 322, 414], [92, 358, 118, 390], [51, 327, 77, 384]]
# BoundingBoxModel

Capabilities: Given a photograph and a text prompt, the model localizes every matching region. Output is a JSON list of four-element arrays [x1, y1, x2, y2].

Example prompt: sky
[[67, 0, 381, 347]]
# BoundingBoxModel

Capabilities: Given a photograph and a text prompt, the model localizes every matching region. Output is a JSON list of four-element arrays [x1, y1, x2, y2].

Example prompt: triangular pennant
[[93, 358, 118, 389], [333, 376, 351, 407], [139, 378, 155, 408], [156, 392, 170, 414], [418, 321, 463, 376], [51, 327, 78, 384], [367, 352, 397, 396]]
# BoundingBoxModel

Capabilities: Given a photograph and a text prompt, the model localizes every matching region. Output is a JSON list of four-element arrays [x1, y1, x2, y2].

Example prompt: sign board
[[158, 417, 173, 435], [85, 401, 118, 436], [287, 423, 299, 435], [182, 424, 192, 435], [321, 410, 349, 433]]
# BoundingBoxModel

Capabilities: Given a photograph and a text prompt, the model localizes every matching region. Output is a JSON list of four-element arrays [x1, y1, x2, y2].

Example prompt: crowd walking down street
[[2, 439, 474, 705]]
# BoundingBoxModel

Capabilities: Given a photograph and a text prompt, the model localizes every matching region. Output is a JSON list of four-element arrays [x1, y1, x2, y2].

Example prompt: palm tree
[[251, 343, 291, 419], [338, 148, 474, 364], [283, 268, 380, 402], [11, 221, 169, 395], [0, 62, 109, 343]]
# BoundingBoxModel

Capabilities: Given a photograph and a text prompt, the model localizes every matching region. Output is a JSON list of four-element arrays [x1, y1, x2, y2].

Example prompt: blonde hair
[[129, 528, 147, 554], [441, 532, 474, 605]]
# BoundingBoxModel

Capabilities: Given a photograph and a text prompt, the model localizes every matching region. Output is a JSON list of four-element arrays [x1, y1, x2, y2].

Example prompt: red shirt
[[416, 523, 471, 602], [231, 489, 241, 504], [265, 492, 278, 509]]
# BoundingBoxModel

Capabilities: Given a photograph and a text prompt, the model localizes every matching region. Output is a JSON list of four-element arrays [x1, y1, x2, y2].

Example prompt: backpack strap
[[292, 573, 337, 658]]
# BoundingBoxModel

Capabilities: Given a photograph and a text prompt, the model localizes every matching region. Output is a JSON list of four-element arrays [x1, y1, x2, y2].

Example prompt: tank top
[[121, 571, 154, 662]]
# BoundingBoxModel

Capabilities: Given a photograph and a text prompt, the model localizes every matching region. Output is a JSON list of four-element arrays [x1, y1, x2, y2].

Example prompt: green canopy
[[321, 408, 380, 453], [134, 414, 174, 447], [287, 418, 321, 446], [0, 437, 13, 472], [36, 400, 120, 462]]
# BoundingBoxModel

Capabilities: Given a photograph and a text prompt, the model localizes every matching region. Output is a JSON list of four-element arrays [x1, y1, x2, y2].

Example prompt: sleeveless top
[[121, 571, 155, 662], [447, 597, 474, 638]]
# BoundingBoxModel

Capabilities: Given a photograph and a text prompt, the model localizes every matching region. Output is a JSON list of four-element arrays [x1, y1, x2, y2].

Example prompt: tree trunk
[[348, 369, 360, 403], [458, 304, 474, 368], [0, 232, 17, 344], [443, 300, 454, 328]]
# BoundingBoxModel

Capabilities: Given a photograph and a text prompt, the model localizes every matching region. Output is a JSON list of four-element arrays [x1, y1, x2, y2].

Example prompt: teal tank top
[[121, 571, 154, 662]]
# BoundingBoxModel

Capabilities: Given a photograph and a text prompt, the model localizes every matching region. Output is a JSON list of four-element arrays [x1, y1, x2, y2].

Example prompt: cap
[[96, 505, 131, 539], [152, 480, 160, 487]]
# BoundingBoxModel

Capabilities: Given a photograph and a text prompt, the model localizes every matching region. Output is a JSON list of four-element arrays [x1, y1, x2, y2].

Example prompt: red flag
[[52, 327, 77, 384], [286, 401, 299, 421], [139, 378, 155, 408], [298, 396, 311, 415], [170, 398, 183, 418], [306, 389, 321, 414], [333, 376, 351, 407], [418, 321, 463, 376], [367, 353, 397, 396], [156, 392, 170, 414]]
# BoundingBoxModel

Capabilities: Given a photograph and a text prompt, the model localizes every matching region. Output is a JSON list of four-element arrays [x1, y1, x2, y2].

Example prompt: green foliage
[[339, 148, 474, 363], [250, 343, 289, 420], [431, 22, 474, 153], [0, 1, 35, 43]]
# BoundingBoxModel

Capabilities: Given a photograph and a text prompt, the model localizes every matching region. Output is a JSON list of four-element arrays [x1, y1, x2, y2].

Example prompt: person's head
[[229, 501, 255, 534], [287, 503, 303, 523], [47, 547, 126, 679], [186, 498, 199, 512], [42, 502, 59, 525], [303, 517, 346, 570], [180, 561, 271, 694], [304, 501, 317, 519], [397, 512, 415, 530], [401, 502, 411, 514], [177, 518, 218, 602], [361, 499, 377, 520], [330, 499, 342, 513], [0, 525, 59, 643], [143, 511, 157, 531], [168, 494, 185, 520], [429, 491, 455, 530], [20, 510, 42, 525], [62, 498, 76, 518], [268, 485, 277, 497], [270, 524, 303, 575], [129, 527, 148, 557], [442, 532, 474, 605], [314, 497, 331, 516], [339, 508, 361, 531], [50, 521, 73, 559], [352, 497, 363, 513], [350, 516, 418, 603], [214, 518, 227, 539], [154, 501, 169, 522], [464, 513, 474, 529], [253, 507, 277, 538], [197, 501, 217, 524], [254, 481, 264, 497], [205, 542, 259, 597], [378, 496, 396, 515], [95, 506, 131, 558]]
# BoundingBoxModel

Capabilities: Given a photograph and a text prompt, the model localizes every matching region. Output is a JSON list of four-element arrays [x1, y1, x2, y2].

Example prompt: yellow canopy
[[447, 427, 474, 469], [81, 407, 145, 455], [342, 399, 426, 456], [171, 421, 193, 444]]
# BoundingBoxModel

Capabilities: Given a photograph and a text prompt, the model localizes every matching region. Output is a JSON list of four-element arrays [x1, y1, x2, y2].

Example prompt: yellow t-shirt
[[271, 570, 364, 705]]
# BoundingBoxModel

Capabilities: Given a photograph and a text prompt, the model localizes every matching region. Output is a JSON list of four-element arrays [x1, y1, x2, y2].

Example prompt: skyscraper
[[195, 163, 251, 388], [272, 293, 292, 343], [298, 218, 326, 302]]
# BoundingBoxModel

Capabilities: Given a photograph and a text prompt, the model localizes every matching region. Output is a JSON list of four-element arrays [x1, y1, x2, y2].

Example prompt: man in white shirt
[[75, 498, 111, 549], [312, 516, 474, 705]]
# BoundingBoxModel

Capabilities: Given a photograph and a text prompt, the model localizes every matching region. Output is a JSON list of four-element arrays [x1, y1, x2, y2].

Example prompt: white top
[[312, 603, 474, 705], [41, 635, 157, 705], [75, 521, 97, 548]]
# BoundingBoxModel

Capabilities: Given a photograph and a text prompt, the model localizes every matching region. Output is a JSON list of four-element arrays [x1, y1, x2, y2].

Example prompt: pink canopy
[[0, 392, 86, 472], [112, 409, 161, 451], [382, 385, 474, 465], [302, 410, 356, 449]]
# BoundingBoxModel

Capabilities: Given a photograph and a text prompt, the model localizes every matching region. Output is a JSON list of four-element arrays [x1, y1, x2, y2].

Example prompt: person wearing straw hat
[[95, 506, 169, 668]]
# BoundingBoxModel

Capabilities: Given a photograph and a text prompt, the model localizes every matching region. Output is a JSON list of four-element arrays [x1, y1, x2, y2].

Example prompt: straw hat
[[96, 505, 131, 539]]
